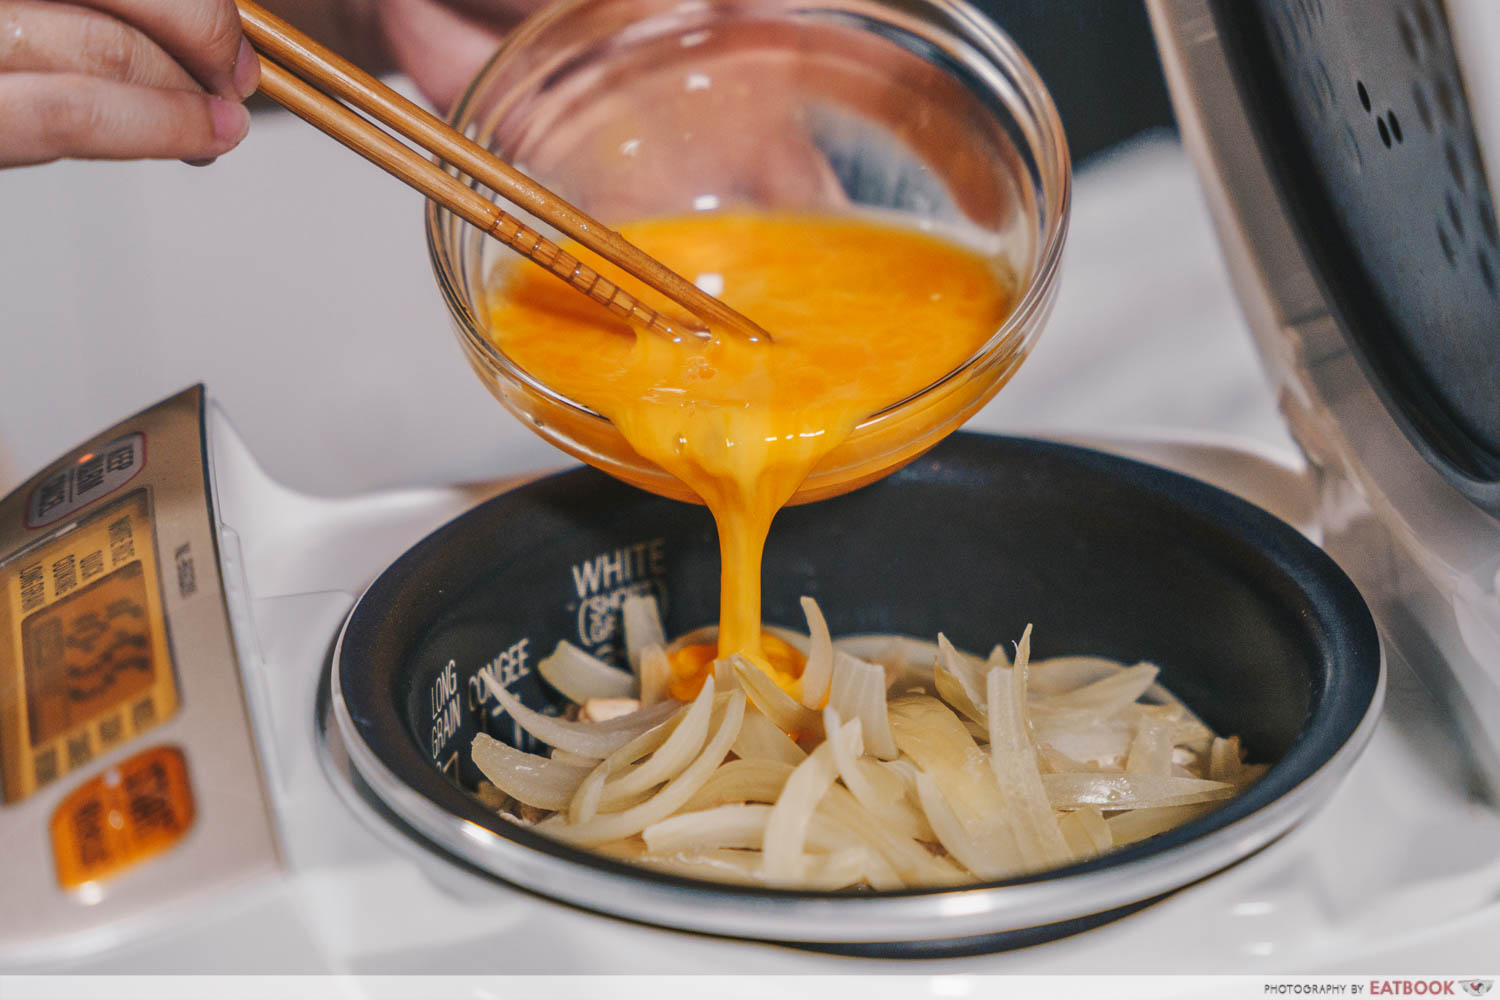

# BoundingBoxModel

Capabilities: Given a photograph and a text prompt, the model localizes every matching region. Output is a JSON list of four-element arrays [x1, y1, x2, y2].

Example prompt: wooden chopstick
[[235, 0, 771, 344]]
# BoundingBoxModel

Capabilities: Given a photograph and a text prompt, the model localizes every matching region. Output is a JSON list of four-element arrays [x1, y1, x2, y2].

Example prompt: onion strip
[[600, 678, 718, 806], [622, 593, 666, 673], [537, 641, 636, 702], [471, 734, 590, 811], [798, 597, 834, 709], [639, 644, 672, 707], [761, 719, 860, 882], [1041, 772, 1236, 810], [935, 634, 987, 723], [986, 634, 1071, 871], [731, 655, 823, 739], [484, 677, 678, 759], [473, 611, 1262, 890], [828, 652, 896, 760], [733, 709, 807, 765], [684, 759, 793, 811], [544, 692, 747, 846]]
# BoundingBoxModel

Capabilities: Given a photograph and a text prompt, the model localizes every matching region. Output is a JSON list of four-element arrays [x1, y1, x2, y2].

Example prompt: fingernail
[[184, 157, 218, 168], [210, 97, 250, 147], [232, 37, 260, 100]]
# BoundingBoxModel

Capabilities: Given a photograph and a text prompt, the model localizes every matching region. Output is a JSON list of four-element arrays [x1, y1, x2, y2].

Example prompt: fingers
[[0, 72, 249, 168], [0, 0, 256, 167], [0, 1, 199, 92], [69, 0, 257, 99]]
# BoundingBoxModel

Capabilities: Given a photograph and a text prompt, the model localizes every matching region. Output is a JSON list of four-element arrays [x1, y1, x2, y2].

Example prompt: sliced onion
[[567, 766, 607, 824], [567, 699, 688, 823], [600, 678, 717, 806], [1057, 806, 1112, 859], [638, 644, 672, 707], [643, 804, 773, 853], [633, 848, 762, 885], [622, 593, 666, 673], [1032, 663, 1160, 718], [912, 769, 986, 879], [935, 633, 987, 723], [836, 634, 943, 696], [829, 651, 896, 760], [549, 748, 598, 768], [1209, 735, 1243, 783], [1027, 655, 1125, 695], [537, 640, 636, 702], [1125, 717, 1176, 777], [1036, 743, 1104, 774], [986, 641, 1071, 871], [580, 697, 641, 723], [889, 696, 1026, 879], [471, 733, 591, 811], [544, 692, 746, 845], [733, 709, 807, 765], [761, 719, 860, 883], [711, 656, 742, 693], [1034, 717, 1133, 765], [823, 706, 927, 842], [475, 609, 1258, 890], [1041, 772, 1236, 810], [642, 803, 844, 854], [683, 758, 793, 811], [1107, 802, 1219, 845], [484, 675, 678, 759], [812, 847, 892, 891], [818, 784, 962, 887], [731, 654, 823, 739], [798, 597, 834, 709], [906, 773, 1026, 881]]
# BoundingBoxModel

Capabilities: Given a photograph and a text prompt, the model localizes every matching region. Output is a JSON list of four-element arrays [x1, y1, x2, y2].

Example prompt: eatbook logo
[[1461, 983, 1493, 997]]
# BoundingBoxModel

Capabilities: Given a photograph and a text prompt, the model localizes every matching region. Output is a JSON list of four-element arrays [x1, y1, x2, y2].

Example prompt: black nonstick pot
[[330, 432, 1383, 952]]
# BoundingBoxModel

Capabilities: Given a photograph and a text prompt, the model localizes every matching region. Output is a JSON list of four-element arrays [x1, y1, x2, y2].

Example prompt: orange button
[[50, 745, 195, 891]]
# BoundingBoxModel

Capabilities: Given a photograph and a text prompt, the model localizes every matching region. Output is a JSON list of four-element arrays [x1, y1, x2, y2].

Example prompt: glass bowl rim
[[425, 0, 1072, 432]]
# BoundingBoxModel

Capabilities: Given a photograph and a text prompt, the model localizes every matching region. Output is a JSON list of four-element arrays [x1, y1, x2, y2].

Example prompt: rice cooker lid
[[1207, 0, 1500, 516]]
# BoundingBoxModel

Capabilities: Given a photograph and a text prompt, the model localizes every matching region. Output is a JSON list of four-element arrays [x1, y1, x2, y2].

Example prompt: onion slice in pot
[[483, 675, 679, 759], [828, 651, 896, 760], [731, 655, 823, 739], [537, 640, 637, 702], [544, 692, 747, 846], [761, 718, 861, 883], [1041, 772, 1236, 810], [798, 597, 834, 709], [622, 593, 666, 673], [471, 734, 591, 811]]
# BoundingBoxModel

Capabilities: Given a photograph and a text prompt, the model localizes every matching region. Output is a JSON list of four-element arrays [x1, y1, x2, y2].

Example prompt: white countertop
[[0, 102, 1293, 499]]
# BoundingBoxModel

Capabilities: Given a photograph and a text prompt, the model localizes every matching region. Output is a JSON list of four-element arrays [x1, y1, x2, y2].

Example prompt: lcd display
[[23, 561, 156, 748], [1, 489, 177, 804]]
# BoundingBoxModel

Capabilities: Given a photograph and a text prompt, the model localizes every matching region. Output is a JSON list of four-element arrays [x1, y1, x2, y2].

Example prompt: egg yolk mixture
[[485, 212, 1014, 697]]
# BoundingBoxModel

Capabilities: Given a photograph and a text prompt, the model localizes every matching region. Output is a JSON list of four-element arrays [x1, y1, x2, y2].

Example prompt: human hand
[[0, 0, 257, 169]]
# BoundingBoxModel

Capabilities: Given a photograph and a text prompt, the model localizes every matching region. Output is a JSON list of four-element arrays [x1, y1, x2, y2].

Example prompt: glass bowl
[[427, 0, 1070, 504]]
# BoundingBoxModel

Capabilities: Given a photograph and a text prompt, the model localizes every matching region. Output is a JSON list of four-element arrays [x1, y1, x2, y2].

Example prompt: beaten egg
[[486, 212, 1015, 693]]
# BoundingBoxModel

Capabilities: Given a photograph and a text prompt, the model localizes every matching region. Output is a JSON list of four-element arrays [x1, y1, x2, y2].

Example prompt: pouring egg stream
[[485, 211, 1016, 699]]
